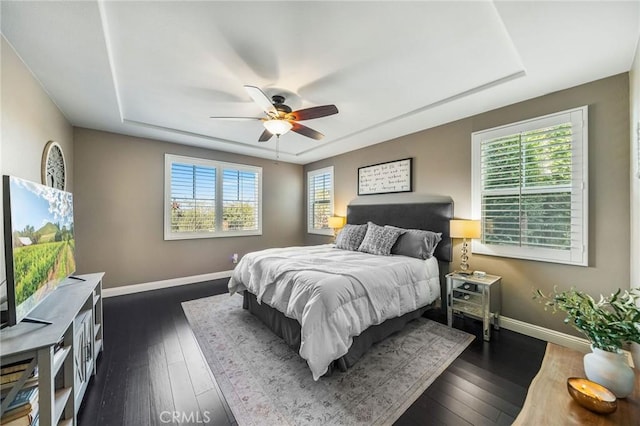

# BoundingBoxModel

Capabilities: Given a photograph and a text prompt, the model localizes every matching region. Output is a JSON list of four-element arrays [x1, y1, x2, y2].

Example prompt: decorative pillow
[[358, 222, 403, 256], [386, 225, 443, 259], [335, 224, 368, 251]]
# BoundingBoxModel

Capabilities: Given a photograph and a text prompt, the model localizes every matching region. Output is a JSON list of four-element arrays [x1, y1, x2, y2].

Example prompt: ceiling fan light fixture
[[263, 119, 293, 136]]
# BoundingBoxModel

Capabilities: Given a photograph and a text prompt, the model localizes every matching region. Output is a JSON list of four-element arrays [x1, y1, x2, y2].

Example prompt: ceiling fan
[[210, 85, 339, 142]]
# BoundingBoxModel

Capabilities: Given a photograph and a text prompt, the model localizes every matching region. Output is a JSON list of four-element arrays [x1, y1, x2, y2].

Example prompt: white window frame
[[164, 154, 262, 240], [471, 106, 588, 266], [307, 166, 334, 236]]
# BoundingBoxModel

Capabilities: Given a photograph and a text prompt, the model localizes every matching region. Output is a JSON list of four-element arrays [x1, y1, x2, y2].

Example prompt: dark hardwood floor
[[78, 279, 546, 426], [396, 312, 546, 425]]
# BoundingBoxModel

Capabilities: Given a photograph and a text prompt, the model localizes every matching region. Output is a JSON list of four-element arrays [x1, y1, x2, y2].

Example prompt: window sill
[[307, 230, 334, 237], [164, 230, 262, 240]]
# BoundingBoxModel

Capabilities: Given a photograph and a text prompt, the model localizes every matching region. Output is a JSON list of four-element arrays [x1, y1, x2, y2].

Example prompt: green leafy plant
[[534, 288, 640, 352]]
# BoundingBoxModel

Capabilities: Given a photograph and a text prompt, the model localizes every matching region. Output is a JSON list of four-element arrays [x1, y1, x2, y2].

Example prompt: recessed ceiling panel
[[100, 1, 525, 157], [2, 1, 638, 163]]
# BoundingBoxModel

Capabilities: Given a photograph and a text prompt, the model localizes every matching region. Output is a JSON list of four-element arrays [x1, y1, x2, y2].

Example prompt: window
[[307, 166, 334, 235], [164, 154, 262, 239], [471, 106, 588, 266]]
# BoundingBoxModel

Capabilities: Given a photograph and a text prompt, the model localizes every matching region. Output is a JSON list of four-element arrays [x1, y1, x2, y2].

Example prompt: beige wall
[[0, 36, 73, 295], [1, 37, 74, 186], [304, 73, 631, 337], [73, 128, 304, 289]]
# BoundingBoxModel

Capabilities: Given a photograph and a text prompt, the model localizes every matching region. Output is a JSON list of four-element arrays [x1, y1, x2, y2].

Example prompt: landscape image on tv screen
[[7, 176, 75, 320]]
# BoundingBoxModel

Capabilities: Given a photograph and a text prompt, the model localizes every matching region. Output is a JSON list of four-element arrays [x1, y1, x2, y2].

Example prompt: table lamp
[[450, 219, 481, 273], [328, 216, 346, 238]]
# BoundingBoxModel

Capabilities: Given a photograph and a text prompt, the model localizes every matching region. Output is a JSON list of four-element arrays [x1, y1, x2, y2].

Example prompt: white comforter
[[228, 244, 440, 380]]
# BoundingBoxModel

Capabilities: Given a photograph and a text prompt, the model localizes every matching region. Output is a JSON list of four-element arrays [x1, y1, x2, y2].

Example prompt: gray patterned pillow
[[358, 222, 403, 256], [386, 226, 442, 259], [335, 224, 368, 251]]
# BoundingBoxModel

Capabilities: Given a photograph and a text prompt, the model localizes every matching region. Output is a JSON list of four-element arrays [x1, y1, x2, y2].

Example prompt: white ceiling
[[2, 1, 639, 164]]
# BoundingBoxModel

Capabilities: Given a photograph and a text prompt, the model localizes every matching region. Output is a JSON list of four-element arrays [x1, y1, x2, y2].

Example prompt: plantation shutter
[[307, 167, 334, 234], [165, 154, 262, 239], [472, 107, 588, 266], [170, 162, 216, 233], [222, 168, 260, 231]]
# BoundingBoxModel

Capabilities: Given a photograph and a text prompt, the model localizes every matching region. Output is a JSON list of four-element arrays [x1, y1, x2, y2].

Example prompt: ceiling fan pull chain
[[276, 134, 280, 164]]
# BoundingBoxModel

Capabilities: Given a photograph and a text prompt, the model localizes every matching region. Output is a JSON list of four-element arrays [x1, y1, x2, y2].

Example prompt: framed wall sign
[[358, 158, 413, 195]]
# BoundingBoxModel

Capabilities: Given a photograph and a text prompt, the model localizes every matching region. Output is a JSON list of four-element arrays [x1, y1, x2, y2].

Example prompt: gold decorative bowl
[[567, 377, 617, 415]]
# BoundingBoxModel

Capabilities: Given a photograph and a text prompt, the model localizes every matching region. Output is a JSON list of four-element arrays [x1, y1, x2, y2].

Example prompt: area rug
[[182, 294, 474, 426]]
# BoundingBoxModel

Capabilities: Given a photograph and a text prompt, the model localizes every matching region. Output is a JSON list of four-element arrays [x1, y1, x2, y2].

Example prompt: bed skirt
[[242, 290, 433, 376]]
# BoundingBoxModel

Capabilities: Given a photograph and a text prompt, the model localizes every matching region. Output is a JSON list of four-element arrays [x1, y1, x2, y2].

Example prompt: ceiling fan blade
[[258, 129, 273, 142], [291, 122, 324, 140], [244, 85, 277, 116], [287, 105, 338, 121], [209, 116, 263, 121]]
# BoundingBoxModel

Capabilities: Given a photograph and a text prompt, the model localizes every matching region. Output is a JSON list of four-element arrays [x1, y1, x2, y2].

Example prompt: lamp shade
[[450, 219, 481, 239], [263, 119, 293, 136], [327, 216, 346, 229]]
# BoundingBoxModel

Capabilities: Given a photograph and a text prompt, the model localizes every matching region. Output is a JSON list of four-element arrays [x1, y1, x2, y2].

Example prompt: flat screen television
[[2, 175, 76, 326]]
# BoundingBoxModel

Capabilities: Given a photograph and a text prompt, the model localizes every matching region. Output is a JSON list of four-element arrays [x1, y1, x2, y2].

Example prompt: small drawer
[[452, 290, 482, 305], [453, 290, 469, 300], [454, 281, 479, 293]]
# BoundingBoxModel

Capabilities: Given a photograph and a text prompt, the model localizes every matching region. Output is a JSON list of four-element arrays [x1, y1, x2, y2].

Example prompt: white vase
[[583, 346, 635, 398]]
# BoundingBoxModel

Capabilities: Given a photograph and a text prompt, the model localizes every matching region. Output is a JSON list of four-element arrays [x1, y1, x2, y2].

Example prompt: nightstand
[[446, 272, 501, 341]]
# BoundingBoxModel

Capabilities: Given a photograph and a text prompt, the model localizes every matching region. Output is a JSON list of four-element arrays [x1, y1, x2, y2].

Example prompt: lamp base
[[459, 238, 472, 274], [453, 270, 473, 276]]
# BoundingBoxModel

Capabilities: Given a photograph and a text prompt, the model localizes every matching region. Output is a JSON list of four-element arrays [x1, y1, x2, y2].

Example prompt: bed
[[228, 195, 453, 380]]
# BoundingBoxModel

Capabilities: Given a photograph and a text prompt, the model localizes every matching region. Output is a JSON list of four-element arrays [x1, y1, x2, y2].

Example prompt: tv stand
[[0, 272, 104, 426]]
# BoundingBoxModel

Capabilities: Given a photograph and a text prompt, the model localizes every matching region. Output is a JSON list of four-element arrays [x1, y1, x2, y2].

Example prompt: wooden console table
[[514, 343, 640, 425]]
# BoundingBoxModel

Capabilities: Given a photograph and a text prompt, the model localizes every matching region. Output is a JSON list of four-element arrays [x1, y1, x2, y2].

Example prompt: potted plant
[[535, 287, 640, 398]]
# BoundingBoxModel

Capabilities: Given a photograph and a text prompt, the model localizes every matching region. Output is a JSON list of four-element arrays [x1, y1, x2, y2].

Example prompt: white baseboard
[[102, 270, 233, 298], [499, 315, 591, 353]]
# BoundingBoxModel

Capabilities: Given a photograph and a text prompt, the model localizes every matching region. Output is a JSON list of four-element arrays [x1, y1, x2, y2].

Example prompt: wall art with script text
[[358, 158, 413, 195]]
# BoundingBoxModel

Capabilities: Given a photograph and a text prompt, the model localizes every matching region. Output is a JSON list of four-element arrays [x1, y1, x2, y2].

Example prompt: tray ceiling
[[2, 1, 638, 164]]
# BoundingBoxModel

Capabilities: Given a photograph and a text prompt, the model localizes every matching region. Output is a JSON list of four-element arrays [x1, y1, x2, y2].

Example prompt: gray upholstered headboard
[[346, 194, 454, 306], [345, 195, 453, 262]]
